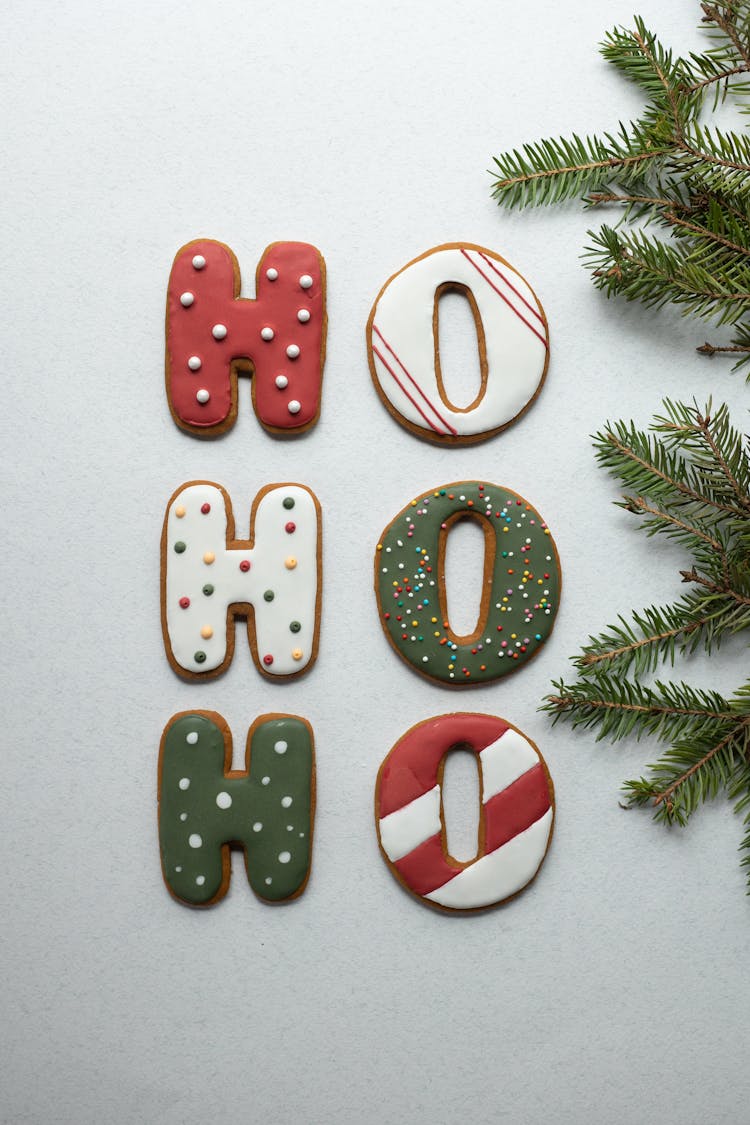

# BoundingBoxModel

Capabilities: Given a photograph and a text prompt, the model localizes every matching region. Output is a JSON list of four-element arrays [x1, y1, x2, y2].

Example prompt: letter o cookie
[[375, 481, 561, 685], [367, 242, 548, 444], [376, 713, 554, 911]]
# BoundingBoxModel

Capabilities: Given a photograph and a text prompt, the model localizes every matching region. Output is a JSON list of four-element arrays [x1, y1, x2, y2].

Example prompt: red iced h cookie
[[166, 239, 327, 436]]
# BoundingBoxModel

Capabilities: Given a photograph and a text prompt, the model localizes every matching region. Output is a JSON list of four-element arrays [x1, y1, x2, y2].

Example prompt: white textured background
[[2, 1, 749, 1123]]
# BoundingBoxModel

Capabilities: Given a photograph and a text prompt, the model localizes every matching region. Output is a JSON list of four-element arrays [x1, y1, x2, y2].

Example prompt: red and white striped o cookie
[[375, 713, 554, 911], [366, 243, 549, 445]]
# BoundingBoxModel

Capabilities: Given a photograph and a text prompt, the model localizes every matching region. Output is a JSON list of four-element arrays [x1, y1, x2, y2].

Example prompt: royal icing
[[159, 712, 315, 906], [375, 482, 560, 684], [166, 239, 326, 434], [367, 243, 548, 443], [162, 482, 321, 678], [376, 713, 553, 910]]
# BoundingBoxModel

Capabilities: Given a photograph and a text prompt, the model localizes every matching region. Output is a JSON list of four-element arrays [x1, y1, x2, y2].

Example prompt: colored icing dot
[[175, 506, 186, 518], [275, 374, 288, 389], [253, 822, 263, 832], [200, 625, 213, 639], [290, 621, 301, 633], [203, 551, 215, 565], [187, 356, 201, 371], [179, 596, 190, 609], [299, 274, 313, 289], [188, 834, 202, 848], [283, 497, 295, 510], [297, 309, 311, 322], [174, 541, 186, 553], [274, 741, 288, 756], [195, 875, 206, 886], [194, 651, 206, 663], [186, 731, 199, 745], [279, 851, 291, 864], [263, 654, 274, 666], [202, 584, 214, 596], [239, 559, 251, 572], [285, 522, 296, 534], [285, 556, 297, 570], [200, 502, 211, 514], [196, 388, 210, 404], [216, 792, 232, 810], [180, 292, 194, 307], [292, 648, 303, 660], [261, 326, 274, 341], [178, 777, 190, 790], [192, 254, 206, 270], [288, 400, 301, 414], [281, 796, 293, 808], [212, 324, 227, 339], [286, 344, 300, 359], [263, 589, 275, 602]]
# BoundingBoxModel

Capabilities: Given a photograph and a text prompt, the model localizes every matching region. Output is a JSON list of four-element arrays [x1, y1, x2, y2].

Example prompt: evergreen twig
[[490, 2, 750, 374]]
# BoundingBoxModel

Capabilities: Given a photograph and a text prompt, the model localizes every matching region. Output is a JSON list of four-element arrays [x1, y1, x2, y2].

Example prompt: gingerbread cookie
[[161, 481, 321, 680], [166, 239, 327, 436], [375, 482, 560, 685], [366, 243, 548, 445], [375, 713, 554, 911], [159, 711, 315, 907]]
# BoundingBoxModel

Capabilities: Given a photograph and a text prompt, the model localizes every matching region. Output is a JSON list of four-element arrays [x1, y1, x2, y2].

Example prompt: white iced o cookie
[[367, 242, 549, 445]]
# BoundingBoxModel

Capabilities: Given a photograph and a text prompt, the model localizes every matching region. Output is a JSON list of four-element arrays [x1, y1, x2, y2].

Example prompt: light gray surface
[[2, 1, 749, 1123]]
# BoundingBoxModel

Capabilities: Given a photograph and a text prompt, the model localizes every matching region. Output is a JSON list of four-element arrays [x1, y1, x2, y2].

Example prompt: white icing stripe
[[425, 808, 553, 909], [369, 244, 547, 439], [164, 483, 319, 675], [479, 728, 540, 804], [379, 786, 442, 862]]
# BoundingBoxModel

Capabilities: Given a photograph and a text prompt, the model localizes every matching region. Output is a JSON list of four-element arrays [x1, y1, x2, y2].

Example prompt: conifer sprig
[[542, 402, 750, 887], [491, 3, 750, 373]]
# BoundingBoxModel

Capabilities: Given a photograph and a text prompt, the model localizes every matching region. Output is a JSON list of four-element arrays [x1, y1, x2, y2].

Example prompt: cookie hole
[[442, 747, 481, 864], [443, 517, 487, 640], [434, 285, 487, 412]]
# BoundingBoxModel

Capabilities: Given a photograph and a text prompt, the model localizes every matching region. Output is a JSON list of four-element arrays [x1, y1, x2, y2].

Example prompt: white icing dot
[[288, 400, 301, 415], [178, 777, 190, 790], [275, 374, 288, 389], [179, 813, 188, 821], [195, 875, 205, 886], [175, 866, 182, 872], [188, 834, 202, 849], [186, 731, 199, 745], [299, 274, 313, 289], [261, 326, 274, 341], [212, 324, 227, 339], [286, 344, 300, 359], [192, 255, 206, 270], [287, 825, 294, 831], [278, 851, 291, 864], [265, 877, 272, 885], [253, 822, 263, 832], [216, 791, 232, 809], [281, 796, 293, 808], [274, 740, 288, 755], [187, 356, 202, 371], [297, 309, 311, 323], [266, 267, 278, 281], [196, 388, 210, 404], [261, 776, 270, 786], [180, 292, 194, 307]]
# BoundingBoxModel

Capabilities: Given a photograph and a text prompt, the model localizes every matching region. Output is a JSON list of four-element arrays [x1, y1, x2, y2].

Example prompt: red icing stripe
[[460, 249, 548, 349], [393, 832, 457, 896], [378, 713, 509, 818], [372, 344, 447, 436], [372, 324, 458, 436], [475, 250, 545, 325], [483, 762, 551, 854]]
